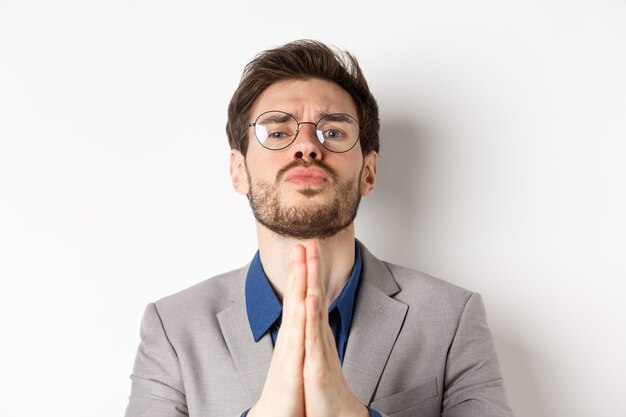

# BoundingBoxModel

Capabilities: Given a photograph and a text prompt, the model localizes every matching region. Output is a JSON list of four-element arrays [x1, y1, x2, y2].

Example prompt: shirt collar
[[245, 243, 363, 343], [328, 243, 362, 343], [245, 251, 283, 342]]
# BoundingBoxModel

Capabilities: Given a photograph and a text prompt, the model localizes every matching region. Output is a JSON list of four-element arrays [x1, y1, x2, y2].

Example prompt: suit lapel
[[216, 273, 273, 404], [343, 243, 408, 405]]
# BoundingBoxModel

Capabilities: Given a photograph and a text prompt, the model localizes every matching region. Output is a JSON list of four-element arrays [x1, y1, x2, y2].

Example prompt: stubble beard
[[246, 162, 362, 240]]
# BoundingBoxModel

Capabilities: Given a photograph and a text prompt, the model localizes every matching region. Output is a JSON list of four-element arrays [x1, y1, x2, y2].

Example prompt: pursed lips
[[283, 167, 329, 186]]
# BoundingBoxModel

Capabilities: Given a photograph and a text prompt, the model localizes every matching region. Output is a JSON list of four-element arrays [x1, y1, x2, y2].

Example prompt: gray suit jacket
[[125, 243, 514, 417]]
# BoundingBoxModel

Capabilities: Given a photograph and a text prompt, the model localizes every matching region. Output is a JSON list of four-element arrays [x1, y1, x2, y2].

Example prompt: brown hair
[[226, 40, 380, 155]]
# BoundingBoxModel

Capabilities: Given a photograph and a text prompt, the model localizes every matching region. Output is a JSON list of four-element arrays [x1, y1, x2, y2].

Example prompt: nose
[[292, 122, 322, 161]]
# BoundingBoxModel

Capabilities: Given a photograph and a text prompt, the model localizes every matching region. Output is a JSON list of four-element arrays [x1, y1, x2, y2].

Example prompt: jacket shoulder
[[382, 261, 475, 312], [152, 265, 248, 319]]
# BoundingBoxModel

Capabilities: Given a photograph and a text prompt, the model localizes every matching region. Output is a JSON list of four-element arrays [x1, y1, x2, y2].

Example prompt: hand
[[249, 242, 368, 417], [248, 246, 308, 417], [302, 241, 369, 417]]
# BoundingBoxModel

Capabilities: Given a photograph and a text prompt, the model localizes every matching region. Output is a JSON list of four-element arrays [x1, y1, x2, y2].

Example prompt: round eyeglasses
[[247, 110, 361, 153]]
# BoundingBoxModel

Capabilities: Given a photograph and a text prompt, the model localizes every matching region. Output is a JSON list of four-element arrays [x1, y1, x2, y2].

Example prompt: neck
[[256, 222, 357, 304]]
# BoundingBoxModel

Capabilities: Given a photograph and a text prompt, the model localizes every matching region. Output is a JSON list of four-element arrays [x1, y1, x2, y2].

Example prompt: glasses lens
[[254, 111, 298, 150], [316, 114, 360, 152]]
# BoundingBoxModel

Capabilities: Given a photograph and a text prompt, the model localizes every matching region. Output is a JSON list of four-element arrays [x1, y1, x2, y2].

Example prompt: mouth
[[283, 167, 329, 186]]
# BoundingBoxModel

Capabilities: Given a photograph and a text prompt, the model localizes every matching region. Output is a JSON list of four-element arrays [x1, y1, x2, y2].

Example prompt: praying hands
[[248, 241, 369, 417]]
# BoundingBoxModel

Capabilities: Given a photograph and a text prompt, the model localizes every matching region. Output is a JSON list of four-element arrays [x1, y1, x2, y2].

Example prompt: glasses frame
[[245, 110, 363, 153]]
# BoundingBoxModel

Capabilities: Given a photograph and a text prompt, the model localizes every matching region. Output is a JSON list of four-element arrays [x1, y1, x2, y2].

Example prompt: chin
[[283, 186, 329, 200], [297, 188, 326, 198]]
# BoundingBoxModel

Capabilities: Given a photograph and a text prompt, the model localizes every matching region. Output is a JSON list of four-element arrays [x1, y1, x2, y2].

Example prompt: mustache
[[276, 159, 338, 183]]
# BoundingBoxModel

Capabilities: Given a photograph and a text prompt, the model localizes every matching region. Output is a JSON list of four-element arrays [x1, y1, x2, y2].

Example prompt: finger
[[305, 241, 328, 316], [283, 245, 307, 325], [304, 240, 332, 355], [305, 293, 327, 367], [274, 245, 306, 366]]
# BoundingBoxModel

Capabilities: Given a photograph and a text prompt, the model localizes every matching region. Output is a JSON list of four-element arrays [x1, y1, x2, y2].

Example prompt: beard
[[246, 160, 362, 240]]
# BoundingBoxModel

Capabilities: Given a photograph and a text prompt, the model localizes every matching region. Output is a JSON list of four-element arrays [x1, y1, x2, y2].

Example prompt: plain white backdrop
[[1, 1, 625, 416]]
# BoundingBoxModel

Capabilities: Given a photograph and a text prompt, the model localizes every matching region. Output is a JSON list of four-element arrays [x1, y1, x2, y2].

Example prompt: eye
[[262, 122, 296, 142], [322, 128, 345, 141], [269, 131, 290, 138]]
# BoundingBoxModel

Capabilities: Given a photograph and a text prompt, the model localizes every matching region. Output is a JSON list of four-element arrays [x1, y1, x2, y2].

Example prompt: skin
[[230, 78, 378, 417]]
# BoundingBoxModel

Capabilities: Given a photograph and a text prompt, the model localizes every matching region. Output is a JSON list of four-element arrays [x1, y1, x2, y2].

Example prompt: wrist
[[354, 404, 370, 417], [339, 400, 369, 417]]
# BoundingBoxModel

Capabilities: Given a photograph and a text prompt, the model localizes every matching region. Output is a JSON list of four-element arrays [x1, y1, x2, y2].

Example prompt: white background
[[1, 1, 625, 416]]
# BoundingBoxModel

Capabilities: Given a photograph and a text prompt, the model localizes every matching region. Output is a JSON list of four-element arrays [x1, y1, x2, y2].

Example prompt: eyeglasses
[[246, 110, 361, 153]]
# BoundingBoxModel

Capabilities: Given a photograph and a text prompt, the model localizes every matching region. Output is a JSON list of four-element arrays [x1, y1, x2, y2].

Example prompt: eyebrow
[[274, 111, 334, 120], [257, 113, 294, 124], [255, 110, 358, 124], [299, 111, 358, 123], [320, 113, 354, 122]]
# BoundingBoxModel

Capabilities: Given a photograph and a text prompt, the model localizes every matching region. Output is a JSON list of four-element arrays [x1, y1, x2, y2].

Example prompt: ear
[[230, 149, 249, 195], [360, 151, 378, 196]]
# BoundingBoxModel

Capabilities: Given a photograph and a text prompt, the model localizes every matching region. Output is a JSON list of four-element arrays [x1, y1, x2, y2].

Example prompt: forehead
[[250, 78, 358, 120]]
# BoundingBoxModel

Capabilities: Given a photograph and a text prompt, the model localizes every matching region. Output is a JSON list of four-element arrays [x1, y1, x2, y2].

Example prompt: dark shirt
[[245, 244, 362, 362], [242, 243, 381, 417]]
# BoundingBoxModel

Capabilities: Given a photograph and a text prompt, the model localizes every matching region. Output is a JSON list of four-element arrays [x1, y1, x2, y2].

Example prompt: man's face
[[230, 78, 377, 240]]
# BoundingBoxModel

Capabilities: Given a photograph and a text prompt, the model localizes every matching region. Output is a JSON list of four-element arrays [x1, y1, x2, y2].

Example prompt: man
[[125, 40, 514, 417]]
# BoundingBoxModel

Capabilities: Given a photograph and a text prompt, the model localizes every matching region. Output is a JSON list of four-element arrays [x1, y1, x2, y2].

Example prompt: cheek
[[245, 153, 282, 183], [337, 155, 364, 180]]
